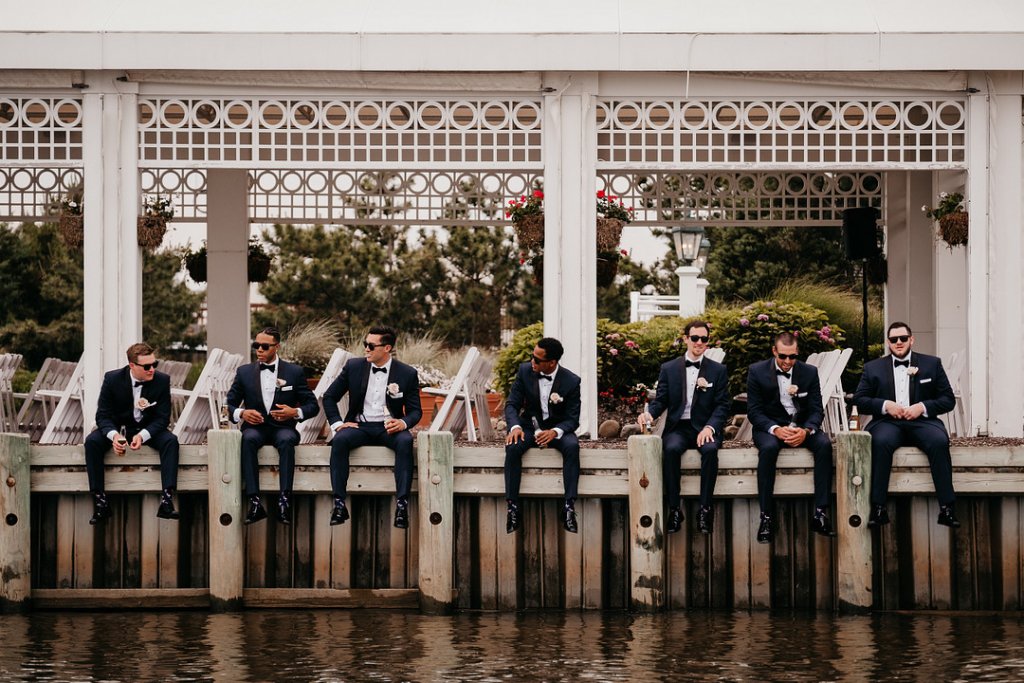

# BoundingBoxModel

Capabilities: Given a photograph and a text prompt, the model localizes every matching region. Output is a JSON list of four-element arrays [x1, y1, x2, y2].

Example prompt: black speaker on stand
[[842, 207, 880, 370]]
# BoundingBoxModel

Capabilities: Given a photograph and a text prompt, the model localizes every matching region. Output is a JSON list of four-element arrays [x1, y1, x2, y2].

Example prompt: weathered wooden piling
[[627, 435, 665, 611], [417, 431, 454, 614], [207, 429, 244, 610], [0, 433, 31, 611], [835, 432, 873, 613]]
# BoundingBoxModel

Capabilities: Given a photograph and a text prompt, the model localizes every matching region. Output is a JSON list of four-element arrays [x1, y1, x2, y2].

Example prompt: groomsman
[[639, 321, 730, 534], [853, 322, 960, 528], [84, 342, 180, 524], [503, 337, 582, 534], [323, 326, 421, 529], [746, 332, 835, 543], [226, 327, 319, 525]]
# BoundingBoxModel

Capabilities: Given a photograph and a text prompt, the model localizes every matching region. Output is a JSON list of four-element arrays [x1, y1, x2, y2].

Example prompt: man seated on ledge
[[503, 336, 582, 535], [746, 332, 835, 544], [322, 325, 421, 529], [84, 342, 180, 524], [852, 321, 960, 529]]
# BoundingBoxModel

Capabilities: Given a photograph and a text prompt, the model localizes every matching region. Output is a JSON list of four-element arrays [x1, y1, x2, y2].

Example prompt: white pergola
[[2, 1, 1023, 437]]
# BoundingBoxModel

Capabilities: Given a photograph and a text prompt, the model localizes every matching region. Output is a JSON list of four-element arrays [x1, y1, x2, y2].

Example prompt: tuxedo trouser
[[240, 424, 300, 496], [84, 428, 179, 492], [662, 420, 721, 508], [329, 422, 414, 501], [753, 429, 833, 513], [868, 419, 955, 506], [504, 431, 580, 502]]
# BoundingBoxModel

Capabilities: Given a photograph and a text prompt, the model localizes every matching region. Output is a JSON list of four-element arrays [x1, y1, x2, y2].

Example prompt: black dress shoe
[[697, 505, 713, 534], [867, 504, 890, 528], [756, 513, 773, 544], [937, 504, 961, 528], [329, 500, 350, 526], [563, 504, 578, 534], [666, 507, 684, 534], [156, 497, 180, 521], [394, 501, 409, 529], [277, 495, 292, 525], [89, 497, 111, 525], [811, 508, 836, 537], [506, 502, 520, 534], [244, 499, 268, 525]]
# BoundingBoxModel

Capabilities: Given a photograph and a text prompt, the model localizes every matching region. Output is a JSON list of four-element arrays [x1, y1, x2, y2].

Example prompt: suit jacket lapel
[[529, 369, 542, 417], [358, 361, 372, 411], [883, 359, 897, 402], [909, 360, 919, 405]]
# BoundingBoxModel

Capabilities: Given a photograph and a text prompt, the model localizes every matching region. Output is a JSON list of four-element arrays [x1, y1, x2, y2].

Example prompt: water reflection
[[1, 610, 1023, 681]]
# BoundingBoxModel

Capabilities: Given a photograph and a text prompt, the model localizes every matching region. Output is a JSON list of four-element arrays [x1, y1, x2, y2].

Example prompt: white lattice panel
[[139, 168, 208, 220], [597, 99, 967, 168], [139, 98, 543, 168], [0, 97, 83, 164], [0, 167, 83, 222], [599, 171, 883, 227]]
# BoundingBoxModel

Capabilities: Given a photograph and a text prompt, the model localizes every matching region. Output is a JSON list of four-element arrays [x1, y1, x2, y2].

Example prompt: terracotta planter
[[486, 393, 503, 417], [137, 215, 168, 250], [417, 389, 436, 427], [59, 214, 83, 249]]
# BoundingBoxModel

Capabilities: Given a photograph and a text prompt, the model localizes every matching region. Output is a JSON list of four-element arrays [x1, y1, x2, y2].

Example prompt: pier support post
[[208, 429, 244, 611], [628, 435, 665, 611], [0, 433, 31, 612], [417, 431, 454, 614], [836, 432, 873, 613]]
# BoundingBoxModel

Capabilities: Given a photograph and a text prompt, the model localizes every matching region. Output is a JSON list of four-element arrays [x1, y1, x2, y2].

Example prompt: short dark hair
[[257, 327, 281, 343], [774, 332, 798, 347], [368, 325, 397, 348], [887, 321, 912, 337], [126, 342, 155, 364], [684, 320, 710, 336], [536, 337, 564, 361]]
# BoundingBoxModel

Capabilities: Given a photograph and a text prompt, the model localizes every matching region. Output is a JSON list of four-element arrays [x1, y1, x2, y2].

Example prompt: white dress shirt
[[233, 359, 304, 424], [768, 363, 797, 435], [680, 353, 701, 420], [107, 374, 152, 444], [359, 359, 392, 423], [510, 365, 564, 439]]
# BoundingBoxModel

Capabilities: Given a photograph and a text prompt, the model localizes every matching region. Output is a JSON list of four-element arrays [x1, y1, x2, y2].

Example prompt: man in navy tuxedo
[[746, 332, 835, 543], [639, 320, 731, 534], [323, 325, 422, 529], [227, 326, 319, 525], [503, 337, 582, 534], [853, 321, 959, 528], [84, 342, 179, 524]]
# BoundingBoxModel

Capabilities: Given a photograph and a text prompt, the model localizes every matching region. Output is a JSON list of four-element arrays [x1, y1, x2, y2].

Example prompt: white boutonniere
[[136, 397, 155, 410], [276, 378, 287, 387], [387, 382, 401, 398], [549, 392, 563, 404], [788, 385, 799, 396], [906, 366, 919, 377], [696, 377, 711, 391]]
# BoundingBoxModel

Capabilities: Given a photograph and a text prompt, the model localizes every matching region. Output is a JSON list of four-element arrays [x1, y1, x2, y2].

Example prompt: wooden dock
[[1, 431, 1023, 613]]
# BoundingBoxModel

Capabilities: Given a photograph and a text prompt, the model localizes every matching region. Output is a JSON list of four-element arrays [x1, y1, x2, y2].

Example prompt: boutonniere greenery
[[549, 392, 563, 404], [696, 377, 712, 391]]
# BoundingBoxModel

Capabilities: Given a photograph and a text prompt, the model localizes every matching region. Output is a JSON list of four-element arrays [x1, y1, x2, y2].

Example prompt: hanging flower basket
[[183, 242, 273, 284], [59, 214, 84, 249], [248, 250, 272, 283], [137, 216, 168, 250], [938, 211, 968, 248], [514, 214, 545, 251], [183, 249, 208, 283], [597, 252, 620, 287], [596, 218, 625, 252]]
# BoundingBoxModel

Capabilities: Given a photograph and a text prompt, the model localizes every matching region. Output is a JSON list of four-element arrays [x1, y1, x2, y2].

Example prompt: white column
[[206, 169, 251, 358], [966, 75, 992, 435], [543, 73, 599, 438], [884, 171, 937, 351], [81, 73, 140, 427], [676, 266, 707, 317], [982, 73, 1024, 437]]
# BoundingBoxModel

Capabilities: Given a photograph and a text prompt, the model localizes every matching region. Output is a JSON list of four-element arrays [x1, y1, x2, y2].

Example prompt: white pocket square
[[281, 385, 293, 391], [919, 378, 932, 384], [797, 392, 808, 398], [391, 392, 404, 398]]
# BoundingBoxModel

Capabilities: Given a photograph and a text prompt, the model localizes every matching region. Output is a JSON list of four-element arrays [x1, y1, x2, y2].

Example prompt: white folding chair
[[172, 348, 244, 444], [297, 348, 353, 444], [39, 356, 85, 445], [427, 347, 495, 441], [0, 353, 24, 433]]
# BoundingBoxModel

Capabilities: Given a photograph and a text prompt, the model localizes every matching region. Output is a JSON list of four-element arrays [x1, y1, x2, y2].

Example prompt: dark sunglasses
[[134, 361, 159, 371], [888, 335, 911, 344], [251, 342, 278, 351], [776, 353, 799, 361], [363, 341, 386, 350], [688, 335, 710, 343], [531, 353, 553, 364]]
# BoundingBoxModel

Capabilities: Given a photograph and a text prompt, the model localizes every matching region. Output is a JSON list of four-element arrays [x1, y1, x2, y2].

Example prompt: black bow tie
[[894, 359, 910, 368], [685, 360, 701, 369], [134, 381, 148, 388], [259, 363, 276, 372], [776, 369, 791, 378], [538, 374, 553, 382], [371, 366, 387, 374]]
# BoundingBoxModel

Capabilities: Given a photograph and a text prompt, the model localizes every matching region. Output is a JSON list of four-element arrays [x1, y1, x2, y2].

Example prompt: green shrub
[[493, 322, 544, 397]]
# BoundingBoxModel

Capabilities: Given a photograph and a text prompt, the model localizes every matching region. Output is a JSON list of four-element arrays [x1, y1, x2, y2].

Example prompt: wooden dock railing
[[2, 431, 1023, 613]]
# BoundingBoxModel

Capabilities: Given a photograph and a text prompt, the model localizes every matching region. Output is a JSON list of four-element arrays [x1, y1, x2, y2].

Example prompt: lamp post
[[670, 225, 709, 317]]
